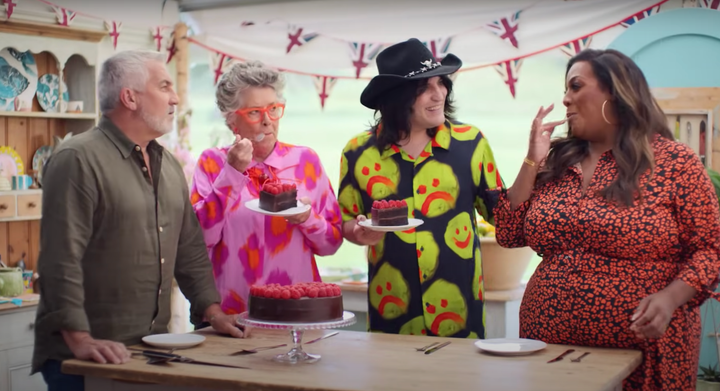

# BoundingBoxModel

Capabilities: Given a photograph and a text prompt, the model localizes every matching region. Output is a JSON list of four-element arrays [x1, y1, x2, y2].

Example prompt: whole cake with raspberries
[[248, 282, 344, 322], [258, 178, 297, 212], [371, 199, 408, 226]]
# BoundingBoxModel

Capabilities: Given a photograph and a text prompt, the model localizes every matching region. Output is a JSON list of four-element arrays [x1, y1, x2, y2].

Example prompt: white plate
[[142, 333, 206, 349], [358, 218, 424, 232], [474, 338, 547, 356], [244, 199, 311, 217]]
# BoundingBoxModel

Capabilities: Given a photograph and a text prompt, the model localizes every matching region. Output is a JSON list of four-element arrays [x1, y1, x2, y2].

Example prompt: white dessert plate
[[358, 218, 424, 232], [142, 333, 206, 349], [245, 199, 311, 217], [474, 338, 547, 356]]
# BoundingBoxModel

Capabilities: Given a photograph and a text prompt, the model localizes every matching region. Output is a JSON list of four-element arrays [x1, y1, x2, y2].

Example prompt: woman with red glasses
[[190, 61, 343, 328]]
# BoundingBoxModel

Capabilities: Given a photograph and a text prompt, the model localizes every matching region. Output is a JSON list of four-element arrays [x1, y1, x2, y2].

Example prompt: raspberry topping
[[372, 199, 408, 209], [250, 282, 343, 299]]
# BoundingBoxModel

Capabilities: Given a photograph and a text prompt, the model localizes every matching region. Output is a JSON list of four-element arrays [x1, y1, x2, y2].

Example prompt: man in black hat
[[338, 38, 505, 339]]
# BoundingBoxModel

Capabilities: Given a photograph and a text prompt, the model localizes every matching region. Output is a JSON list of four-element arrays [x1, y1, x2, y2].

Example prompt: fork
[[229, 343, 287, 356], [571, 352, 590, 363], [415, 342, 440, 352]]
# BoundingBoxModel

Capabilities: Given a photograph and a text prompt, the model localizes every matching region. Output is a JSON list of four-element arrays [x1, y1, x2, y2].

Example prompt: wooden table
[[63, 328, 642, 391]]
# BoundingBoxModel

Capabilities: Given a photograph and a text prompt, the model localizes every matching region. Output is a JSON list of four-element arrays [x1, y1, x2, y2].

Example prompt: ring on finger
[[542, 131, 549, 137]]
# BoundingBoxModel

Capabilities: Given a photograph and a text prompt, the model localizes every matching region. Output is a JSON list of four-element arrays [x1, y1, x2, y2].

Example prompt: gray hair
[[98, 50, 166, 114], [215, 61, 286, 128]]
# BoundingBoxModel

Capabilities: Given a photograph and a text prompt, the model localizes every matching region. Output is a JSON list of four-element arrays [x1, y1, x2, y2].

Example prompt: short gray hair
[[215, 61, 285, 128], [98, 50, 166, 114]]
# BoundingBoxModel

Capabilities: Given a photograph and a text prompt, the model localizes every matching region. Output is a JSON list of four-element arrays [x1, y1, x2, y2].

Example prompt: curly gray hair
[[215, 61, 286, 129]]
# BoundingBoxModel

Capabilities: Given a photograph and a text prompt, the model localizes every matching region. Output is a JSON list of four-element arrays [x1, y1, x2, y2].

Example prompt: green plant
[[701, 365, 720, 383], [707, 168, 720, 202]]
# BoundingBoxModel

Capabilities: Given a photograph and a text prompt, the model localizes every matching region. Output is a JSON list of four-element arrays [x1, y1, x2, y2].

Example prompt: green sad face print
[[450, 124, 480, 141], [444, 212, 474, 259], [471, 137, 502, 189], [355, 148, 400, 199], [369, 263, 410, 320], [338, 185, 363, 219], [422, 279, 468, 337], [399, 316, 427, 336], [416, 231, 439, 284], [414, 161, 459, 218]]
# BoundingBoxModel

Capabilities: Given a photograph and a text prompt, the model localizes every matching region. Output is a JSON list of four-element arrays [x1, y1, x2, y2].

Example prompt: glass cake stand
[[237, 311, 356, 364]]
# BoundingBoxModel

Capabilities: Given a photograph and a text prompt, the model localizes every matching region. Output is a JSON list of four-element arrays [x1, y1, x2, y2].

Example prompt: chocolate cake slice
[[259, 181, 298, 212], [371, 199, 408, 226]]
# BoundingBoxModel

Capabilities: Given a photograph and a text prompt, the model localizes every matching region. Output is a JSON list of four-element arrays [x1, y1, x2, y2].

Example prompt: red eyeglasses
[[235, 103, 285, 124]]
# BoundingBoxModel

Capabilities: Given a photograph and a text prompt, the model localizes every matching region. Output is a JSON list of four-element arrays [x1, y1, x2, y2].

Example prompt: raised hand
[[526, 104, 567, 163], [227, 134, 254, 173]]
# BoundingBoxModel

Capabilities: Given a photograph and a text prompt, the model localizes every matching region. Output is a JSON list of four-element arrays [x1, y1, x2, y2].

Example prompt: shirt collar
[[99, 116, 163, 159], [379, 120, 452, 159], [243, 141, 291, 170]]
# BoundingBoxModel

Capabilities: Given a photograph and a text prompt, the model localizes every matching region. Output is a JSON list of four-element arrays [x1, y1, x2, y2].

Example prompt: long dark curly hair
[[535, 49, 673, 207], [371, 75, 456, 152]]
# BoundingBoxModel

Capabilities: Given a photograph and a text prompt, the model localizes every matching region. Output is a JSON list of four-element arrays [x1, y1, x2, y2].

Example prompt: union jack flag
[[620, 6, 661, 28], [560, 36, 592, 57], [347, 42, 383, 79], [166, 31, 177, 64], [3, 0, 17, 19], [211, 52, 237, 85], [699, 0, 720, 9], [104, 21, 122, 50], [495, 59, 523, 98], [286, 25, 318, 54], [52, 5, 76, 26], [484, 11, 521, 48], [150, 26, 169, 52], [422, 37, 452, 62], [313, 76, 338, 110]]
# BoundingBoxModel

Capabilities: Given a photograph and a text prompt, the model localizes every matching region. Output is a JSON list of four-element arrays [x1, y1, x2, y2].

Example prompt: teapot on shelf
[[0, 265, 24, 298]]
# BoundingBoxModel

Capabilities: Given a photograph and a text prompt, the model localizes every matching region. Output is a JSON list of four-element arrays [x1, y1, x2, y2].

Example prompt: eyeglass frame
[[234, 103, 286, 124]]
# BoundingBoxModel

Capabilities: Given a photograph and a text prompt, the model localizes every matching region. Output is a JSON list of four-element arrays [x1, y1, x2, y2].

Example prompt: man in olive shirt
[[32, 50, 243, 390]]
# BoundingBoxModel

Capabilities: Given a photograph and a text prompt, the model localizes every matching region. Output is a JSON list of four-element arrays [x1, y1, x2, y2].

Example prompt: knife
[[141, 350, 251, 369], [547, 349, 575, 363], [424, 341, 451, 355], [306, 331, 339, 344]]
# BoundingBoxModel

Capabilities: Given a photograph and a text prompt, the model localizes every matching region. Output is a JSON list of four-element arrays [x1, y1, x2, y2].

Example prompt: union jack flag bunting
[[620, 6, 661, 28], [348, 42, 383, 79], [560, 36, 592, 57], [105, 21, 122, 50], [287, 25, 318, 53], [3, 0, 18, 19], [166, 31, 177, 64], [151, 26, 169, 52], [211, 52, 237, 85], [699, 0, 720, 9], [313, 76, 338, 109], [422, 37, 452, 62], [484, 10, 521, 48], [53, 5, 76, 26], [495, 59, 523, 98]]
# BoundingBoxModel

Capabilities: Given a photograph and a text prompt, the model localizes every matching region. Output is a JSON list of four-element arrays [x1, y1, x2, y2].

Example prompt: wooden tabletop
[[63, 328, 642, 391], [0, 293, 39, 313]]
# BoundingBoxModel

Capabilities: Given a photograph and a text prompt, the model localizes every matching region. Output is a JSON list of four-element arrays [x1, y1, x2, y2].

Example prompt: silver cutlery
[[424, 341, 451, 355], [415, 342, 440, 352], [229, 343, 287, 356], [547, 349, 575, 363], [571, 352, 590, 363], [306, 331, 339, 344]]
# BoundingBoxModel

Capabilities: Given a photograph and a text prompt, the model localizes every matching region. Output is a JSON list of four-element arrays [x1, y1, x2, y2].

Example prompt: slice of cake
[[248, 282, 344, 322], [259, 180, 297, 212], [371, 199, 408, 226]]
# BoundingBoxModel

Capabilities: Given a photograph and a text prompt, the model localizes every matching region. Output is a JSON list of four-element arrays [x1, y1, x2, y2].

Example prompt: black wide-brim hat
[[360, 38, 462, 110]]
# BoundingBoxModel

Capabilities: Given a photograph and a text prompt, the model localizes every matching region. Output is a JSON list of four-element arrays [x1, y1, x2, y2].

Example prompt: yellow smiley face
[[355, 148, 400, 200]]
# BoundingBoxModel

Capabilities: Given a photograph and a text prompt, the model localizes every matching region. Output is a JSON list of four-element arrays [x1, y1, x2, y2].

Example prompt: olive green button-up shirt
[[32, 116, 220, 373]]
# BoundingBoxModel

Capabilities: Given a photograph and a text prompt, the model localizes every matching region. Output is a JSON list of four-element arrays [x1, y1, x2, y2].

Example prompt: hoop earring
[[601, 100, 612, 125]]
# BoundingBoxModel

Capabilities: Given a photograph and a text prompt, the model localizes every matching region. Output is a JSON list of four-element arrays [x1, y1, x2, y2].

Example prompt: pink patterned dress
[[190, 142, 344, 315]]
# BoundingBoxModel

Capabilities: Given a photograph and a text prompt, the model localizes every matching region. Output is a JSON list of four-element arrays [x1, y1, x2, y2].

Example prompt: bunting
[[105, 20, 122, 50], [166, 31, 177, 64], [495, 59, 523, 98], [3, 0, 17, 19], [52, 5, 76, 26], [313, 76, 337, 109], [286, 25, 318, 53], [484, 11, 521, 48], [348, 42, 383, 79], [699, 0, 720, 9], [211, 52, 237, 85], [422, 37, 453, 62], [620, 5, 661, 27], [560, 36, 592, 57], [151, 26, 169, 52]]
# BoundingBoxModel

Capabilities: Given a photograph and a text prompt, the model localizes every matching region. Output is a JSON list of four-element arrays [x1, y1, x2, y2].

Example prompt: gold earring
[[601, 100, 612, 125]]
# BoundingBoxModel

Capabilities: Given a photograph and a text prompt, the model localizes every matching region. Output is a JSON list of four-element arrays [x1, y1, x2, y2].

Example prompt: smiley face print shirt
[[338, 120, 504, 338]]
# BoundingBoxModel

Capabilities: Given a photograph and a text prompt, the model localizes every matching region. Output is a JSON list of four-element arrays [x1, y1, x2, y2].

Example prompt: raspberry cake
[[259, 179, 297, 212], [371, 199, 408, 226], [248, 282, 344, 322]]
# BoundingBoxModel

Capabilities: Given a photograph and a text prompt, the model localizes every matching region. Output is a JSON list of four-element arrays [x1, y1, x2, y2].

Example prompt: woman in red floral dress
[[494, 48, 720, 390]]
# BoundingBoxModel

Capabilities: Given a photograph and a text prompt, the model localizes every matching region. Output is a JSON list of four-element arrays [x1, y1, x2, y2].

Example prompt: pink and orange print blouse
[[190, 142, 343, 315]]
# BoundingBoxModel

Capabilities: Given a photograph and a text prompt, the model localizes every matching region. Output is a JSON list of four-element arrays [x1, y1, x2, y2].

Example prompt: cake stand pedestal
[[237, 311, 356, 364]]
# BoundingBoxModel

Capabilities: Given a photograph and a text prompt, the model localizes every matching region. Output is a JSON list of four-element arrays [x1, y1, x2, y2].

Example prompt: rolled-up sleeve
[[36, 149, 96, 334], [175, 178, 222, 325]]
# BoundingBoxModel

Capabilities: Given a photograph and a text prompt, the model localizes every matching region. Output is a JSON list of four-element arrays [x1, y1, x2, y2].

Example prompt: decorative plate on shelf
[[0, 146, 24, 177], [32, 145, 52, 186], [0, 48, 38, 112], [36, 74, 69, 113]]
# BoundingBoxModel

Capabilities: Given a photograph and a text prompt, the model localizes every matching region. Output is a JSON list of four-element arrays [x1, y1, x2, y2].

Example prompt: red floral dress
[[494, 135, 720, 390]]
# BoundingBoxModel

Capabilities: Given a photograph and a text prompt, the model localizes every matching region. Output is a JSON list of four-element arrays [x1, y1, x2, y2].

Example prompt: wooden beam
[[174, 22, 189, 116], [0, 20, 106, 42]]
